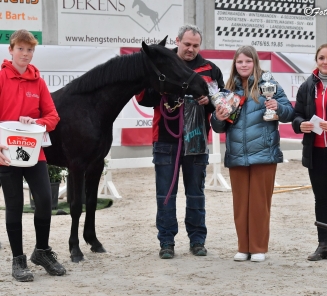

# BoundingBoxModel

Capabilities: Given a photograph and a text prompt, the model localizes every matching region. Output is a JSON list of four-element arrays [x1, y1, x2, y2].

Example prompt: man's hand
[[197, 96, 210, 106]]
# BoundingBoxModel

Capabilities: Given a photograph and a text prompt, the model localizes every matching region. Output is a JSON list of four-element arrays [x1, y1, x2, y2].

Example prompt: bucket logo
[[6, 136, 36, 162], [16, 147, 30, 161], [7, 136, 37, 148]]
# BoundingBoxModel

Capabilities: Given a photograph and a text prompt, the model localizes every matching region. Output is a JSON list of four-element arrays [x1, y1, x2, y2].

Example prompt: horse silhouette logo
[[132, 0, 160, 31], [16, 147, 30, 161]]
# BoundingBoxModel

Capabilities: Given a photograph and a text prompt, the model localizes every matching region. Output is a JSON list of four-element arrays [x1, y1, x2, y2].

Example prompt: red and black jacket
[[136, 49, 224, 144]]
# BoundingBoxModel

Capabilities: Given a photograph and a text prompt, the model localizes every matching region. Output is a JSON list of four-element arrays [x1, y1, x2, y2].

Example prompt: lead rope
[[160, 95, 184, 205]]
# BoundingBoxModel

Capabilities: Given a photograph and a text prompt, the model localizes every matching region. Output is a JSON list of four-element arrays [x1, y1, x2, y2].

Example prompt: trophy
[[208, 80, 241, 119], [260, 71, 278, 121]]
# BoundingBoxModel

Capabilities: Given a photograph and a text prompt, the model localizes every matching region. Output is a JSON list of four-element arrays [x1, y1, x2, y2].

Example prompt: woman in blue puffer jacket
[[211, 45, 294, 263]]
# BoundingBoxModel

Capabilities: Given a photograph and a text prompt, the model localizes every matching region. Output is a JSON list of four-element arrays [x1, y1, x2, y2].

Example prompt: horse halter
[[142, 50, 197, 98]]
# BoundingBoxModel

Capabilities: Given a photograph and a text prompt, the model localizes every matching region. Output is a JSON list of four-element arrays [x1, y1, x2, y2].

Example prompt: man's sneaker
[[30, 247, 66, 276], [234, 252, 250, 261], [12, 254, 34, 282], [190, 243, 207, 256], [159, 244, 174, 259]]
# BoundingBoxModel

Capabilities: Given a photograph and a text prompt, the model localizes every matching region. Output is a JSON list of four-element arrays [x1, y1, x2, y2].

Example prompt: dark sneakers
[[12, 254, 34, 282], [307, 242, 327, 261], [190, 243, 207, 256], [159, 244, 174, 259], [31, 247, 66, 276]]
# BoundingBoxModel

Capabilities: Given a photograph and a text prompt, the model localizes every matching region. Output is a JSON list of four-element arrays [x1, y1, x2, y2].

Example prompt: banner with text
[[215, 0, 316, 53], [0, 0, 42, 44], [58, 0, 183, 47]]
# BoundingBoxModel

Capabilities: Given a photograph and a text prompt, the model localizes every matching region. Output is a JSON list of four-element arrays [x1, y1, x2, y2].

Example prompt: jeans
[[153, 142, 208, 247]]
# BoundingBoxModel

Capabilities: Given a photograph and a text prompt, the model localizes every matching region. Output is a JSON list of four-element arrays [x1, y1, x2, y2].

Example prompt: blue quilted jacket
[[210, 74, 295, 168]]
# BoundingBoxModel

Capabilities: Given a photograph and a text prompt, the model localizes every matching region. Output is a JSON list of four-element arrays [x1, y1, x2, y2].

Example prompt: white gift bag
[[42, 132, 52, 147]]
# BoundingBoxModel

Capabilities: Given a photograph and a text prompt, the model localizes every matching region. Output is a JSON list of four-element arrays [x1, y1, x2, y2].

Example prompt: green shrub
[[47, 164, 67, 183]]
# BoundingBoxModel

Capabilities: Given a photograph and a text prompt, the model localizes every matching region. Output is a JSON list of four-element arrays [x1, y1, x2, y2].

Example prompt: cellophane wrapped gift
[[208, 80, 243, 123], [208, 81, 240, 114]]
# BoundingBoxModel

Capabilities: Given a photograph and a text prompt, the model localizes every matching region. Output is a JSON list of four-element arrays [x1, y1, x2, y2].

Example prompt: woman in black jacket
[[292, 43, 327, 261]]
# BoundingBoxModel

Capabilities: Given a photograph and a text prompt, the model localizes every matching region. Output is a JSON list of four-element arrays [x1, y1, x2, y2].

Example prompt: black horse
[[132, 0, 160, 31], [44, 38, 209, 262]]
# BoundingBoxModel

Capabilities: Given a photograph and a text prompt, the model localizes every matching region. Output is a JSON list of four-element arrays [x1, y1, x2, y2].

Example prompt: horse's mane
[[66, 51, 145, 94], [66, 44, 183, 95]]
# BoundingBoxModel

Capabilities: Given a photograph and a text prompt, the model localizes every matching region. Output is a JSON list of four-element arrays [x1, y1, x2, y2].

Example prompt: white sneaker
[[234, 252, 250, 261], [251, 253, 265, 262]]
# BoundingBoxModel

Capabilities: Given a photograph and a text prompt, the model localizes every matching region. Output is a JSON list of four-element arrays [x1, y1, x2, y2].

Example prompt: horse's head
[[141, 37, 208, 99]]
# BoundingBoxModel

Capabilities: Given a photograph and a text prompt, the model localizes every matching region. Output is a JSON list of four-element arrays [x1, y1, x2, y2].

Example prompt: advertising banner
[[214, 0, 316, 53], [0, 0, 42, 44], [57, 0, 183, 47], [0, 45, 119, 92], [271, 52, 316, 101]]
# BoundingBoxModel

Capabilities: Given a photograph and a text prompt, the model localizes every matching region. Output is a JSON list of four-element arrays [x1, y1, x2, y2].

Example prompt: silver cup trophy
[[260, 72, 278, 121]]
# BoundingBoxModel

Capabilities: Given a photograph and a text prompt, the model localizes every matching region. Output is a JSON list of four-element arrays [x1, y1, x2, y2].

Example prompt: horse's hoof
[[91, 245, 106, 253], [70, 255, 84, 263], [70, 248, 84, 263]]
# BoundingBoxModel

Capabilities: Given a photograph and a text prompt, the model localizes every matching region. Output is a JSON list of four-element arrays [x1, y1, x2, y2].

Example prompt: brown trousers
[[229, 163, 277, 253]]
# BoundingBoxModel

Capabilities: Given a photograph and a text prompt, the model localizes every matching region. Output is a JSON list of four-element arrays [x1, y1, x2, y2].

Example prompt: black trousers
[[0, 161, 52, 256], [308, 147, 327, 243]]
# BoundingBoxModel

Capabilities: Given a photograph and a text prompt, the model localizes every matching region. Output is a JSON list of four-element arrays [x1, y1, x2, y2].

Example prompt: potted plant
[[47, 164, 67, 184], [30, 164, 67, 210]]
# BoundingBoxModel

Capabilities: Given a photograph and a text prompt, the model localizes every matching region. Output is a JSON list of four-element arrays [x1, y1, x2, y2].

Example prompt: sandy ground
[[0, 159, 326, 296]]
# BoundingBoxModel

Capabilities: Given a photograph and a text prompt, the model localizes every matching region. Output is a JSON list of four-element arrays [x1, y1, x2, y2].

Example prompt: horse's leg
[[137, 11, 143, 17], [68, 169, 85, 262], [83, 160, 106, 253]]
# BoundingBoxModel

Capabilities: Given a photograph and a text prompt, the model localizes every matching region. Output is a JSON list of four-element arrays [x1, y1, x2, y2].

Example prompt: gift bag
[[183, 96, 208, 155], [41, 132, 52, 147]]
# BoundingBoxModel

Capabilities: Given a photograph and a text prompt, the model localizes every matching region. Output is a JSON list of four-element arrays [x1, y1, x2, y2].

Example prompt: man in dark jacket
[[136, 24, 224, 259]]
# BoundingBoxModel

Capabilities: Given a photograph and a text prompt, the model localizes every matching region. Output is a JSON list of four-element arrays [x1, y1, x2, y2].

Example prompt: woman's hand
[[264, 99, 278, 110], [0, 145, 11, 166], [215, 105, 230, 121], [319, 121, 327, 132], [19, 116, 36, 124], [300, 121, 314, 133]]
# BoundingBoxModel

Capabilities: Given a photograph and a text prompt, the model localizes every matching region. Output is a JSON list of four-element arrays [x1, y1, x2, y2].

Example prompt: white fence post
[[99, 150, 123, 199], [206, 132, 231, 191]]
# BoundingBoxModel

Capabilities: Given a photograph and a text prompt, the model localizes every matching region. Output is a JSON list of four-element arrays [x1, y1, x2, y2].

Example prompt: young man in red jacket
[[0, 29, 66, 282], [136, 24, 224, 259]]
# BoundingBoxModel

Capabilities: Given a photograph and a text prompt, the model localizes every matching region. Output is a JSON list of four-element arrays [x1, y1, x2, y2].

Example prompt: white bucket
[[0, 121, 46, 167]]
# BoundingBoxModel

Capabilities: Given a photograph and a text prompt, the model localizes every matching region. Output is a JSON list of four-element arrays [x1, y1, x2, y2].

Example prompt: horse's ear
[[142, 41, 150, 56], [158, 36, 168, 47]]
